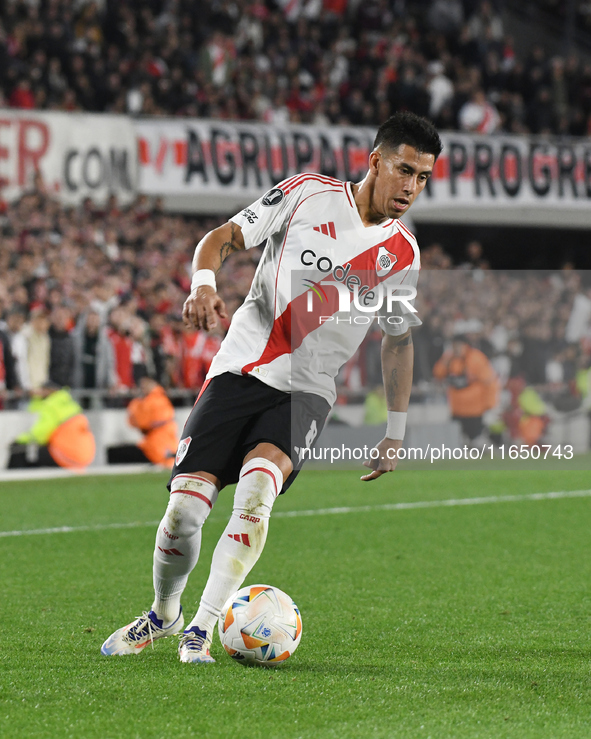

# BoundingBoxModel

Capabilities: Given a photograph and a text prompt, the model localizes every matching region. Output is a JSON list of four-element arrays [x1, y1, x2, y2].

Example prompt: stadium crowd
[[1, 0, 591, 414], [1, 187, 590, 416], [1, 0, 591, 136], [0, 186, 255, 401], [523, 0, 591, 36], [339, 254, 591, 407]]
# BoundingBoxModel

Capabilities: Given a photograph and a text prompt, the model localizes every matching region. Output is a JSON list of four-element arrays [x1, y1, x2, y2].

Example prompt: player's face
[[372, 144, 435, 219]]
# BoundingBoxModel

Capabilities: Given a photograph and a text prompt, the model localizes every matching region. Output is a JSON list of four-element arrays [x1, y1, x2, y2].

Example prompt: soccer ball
[[218, 584, 302, 666]]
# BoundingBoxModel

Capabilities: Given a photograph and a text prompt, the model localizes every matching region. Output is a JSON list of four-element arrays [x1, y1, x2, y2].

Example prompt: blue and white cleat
[[101, 608, 184, 656], [178, 627, 215, 663]]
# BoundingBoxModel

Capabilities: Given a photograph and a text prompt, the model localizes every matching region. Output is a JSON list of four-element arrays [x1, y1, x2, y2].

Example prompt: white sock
[[152, 474, 218, 625], [186, 458, 283, 637]]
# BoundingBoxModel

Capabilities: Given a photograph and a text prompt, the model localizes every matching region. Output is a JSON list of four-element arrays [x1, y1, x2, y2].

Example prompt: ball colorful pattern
[[218, 584, 303, 666]]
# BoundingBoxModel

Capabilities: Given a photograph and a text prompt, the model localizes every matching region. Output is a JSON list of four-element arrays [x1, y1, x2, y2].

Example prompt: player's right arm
[[182, 221, 246, 331], [184, 180, 311, 331]]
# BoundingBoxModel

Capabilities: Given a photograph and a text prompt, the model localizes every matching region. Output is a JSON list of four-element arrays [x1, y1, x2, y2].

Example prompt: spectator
[[106, 306, 134, 392], [426, 61, 454, 119], [21, 308, 50, 390], [147, 313, 169, 387], [527, 87, 555, 133], [521, 322, 552, 385], [427, 0, 464, 36], [72, 309, 116, 392], [466, 0, 504, 47], [180, 327, 222, 391], [460, 241, 487, 270], [9, 78, 36, 109], [4, 308, 28, 390], [565, 284, 591, 343], [129, 315, 154, 387], [0, 324, 19, 408], [459, 88, 501, 133], [48, 305, 75, 387]]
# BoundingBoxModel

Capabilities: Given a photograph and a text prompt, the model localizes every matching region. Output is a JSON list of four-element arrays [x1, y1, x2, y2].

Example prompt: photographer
[[433, 329, 499, 445]]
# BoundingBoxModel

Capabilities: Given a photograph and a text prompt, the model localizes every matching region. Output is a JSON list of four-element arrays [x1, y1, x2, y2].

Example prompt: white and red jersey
[[207, 174, 422, 405], [107, 328, 133, 388]]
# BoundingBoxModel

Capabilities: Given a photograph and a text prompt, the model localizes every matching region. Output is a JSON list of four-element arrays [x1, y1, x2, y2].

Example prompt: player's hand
[[361, 437, 402, 481], [182, 286, 228, 331]]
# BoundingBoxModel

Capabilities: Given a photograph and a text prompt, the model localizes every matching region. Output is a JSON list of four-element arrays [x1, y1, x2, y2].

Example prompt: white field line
[[1, 488, 590, 539], [0, 464, 162, 483]]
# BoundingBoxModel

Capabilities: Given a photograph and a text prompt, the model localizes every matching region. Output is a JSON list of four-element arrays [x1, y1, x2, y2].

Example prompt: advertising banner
[[415, 132, 591, 225], [135, 118, 373, 215], [1, 111, 590, 225], [0, 110, 137, 206], [136, 118, 591, 225]]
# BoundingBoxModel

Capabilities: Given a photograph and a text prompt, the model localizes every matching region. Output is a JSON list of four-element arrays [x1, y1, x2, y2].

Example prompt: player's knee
[[234, 458, 282, 518], [245, 443, 292, 479], [165, 474, 219, 535], [160, 495, 205, 538]]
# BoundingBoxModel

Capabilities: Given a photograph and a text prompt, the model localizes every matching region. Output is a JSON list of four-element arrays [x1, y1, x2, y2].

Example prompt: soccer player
[[101, 112, 442, 662]]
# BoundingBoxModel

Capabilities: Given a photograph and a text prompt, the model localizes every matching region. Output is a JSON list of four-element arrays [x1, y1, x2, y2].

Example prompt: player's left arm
[[361, 329, 413, 481]]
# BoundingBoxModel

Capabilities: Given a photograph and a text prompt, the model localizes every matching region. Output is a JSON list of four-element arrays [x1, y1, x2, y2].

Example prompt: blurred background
[[1, 0, 591, 467]]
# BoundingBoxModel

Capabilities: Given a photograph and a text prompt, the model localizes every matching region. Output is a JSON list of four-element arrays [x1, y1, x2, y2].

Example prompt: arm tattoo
[[393, 332, 413, 348], [386, 367, 399, 403], [386, 331, 413, 356], [384, 331, 412, 404], [218, 222, 240, 267]]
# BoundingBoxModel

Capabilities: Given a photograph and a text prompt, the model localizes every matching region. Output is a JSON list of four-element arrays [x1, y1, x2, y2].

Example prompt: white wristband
[[386, 411, 407, 440], [191, 269, 216, 294]]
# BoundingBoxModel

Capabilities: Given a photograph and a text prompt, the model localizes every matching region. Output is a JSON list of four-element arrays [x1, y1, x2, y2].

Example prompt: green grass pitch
[[1, 467, 591, 738]]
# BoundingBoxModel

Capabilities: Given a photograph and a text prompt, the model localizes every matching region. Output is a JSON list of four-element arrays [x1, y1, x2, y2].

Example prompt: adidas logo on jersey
[[313, 222, 336, 239]]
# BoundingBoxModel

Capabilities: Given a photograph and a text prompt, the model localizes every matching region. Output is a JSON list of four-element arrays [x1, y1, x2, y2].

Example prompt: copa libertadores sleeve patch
[[261, 188, 285, 206]]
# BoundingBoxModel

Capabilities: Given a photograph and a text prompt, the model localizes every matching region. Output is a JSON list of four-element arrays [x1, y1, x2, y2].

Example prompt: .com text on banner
[[0, 110, 137, 206]]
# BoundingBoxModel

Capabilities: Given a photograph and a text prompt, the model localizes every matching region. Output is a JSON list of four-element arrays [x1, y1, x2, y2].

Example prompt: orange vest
[[433, 346, 499, 418], [49, 414, 96, 469], [127, 386, 178, 467]]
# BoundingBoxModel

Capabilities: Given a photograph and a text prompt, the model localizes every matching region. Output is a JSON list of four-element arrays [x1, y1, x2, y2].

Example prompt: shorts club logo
[[376, 246, 398, 277], [262, 188, 284, 206], [175, 436, 192, 466]]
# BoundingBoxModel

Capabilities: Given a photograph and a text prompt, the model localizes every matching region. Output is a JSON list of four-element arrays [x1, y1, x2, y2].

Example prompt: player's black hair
[[373, 112, 443, 159]]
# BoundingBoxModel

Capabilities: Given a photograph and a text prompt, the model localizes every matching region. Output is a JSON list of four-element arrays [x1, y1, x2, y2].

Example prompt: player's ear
[[368, 150, 380, 175]]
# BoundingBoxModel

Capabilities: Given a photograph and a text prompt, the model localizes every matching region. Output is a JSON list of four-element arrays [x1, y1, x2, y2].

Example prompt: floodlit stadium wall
[[1, 110, 590, 227]]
